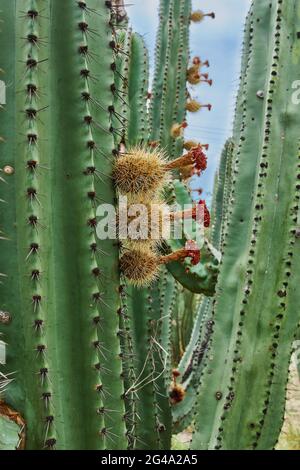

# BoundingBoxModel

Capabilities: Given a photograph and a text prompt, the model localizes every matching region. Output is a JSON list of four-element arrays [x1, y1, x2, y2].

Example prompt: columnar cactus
[[210, 139, 234, 251], [150, 0, 192, 157], [3, 0, 296, 453], [122, 0, 192, 449], [0, 0, 216, 450], [117, 0, 216, 450], [191, 0, 300, 450], [0, 0, 128, 450]]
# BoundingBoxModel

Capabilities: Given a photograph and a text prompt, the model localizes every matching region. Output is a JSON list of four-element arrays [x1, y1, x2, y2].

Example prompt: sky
[[129, 0, 252, 202]]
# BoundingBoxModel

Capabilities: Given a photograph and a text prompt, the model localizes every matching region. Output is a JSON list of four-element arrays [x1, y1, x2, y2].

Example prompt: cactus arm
[[42, 0, 111, 449], [172, 297, 212, 432], [51, 0, 127, 450], [178, 297, 210, 377], [150, 0, 192, 158], [190, 0, 275, 449], [126, 286, 161, 449], [125, 273, 176, 450], [171, 0, 192, 159], [88, 3, 128, 450], [127, 33, 149, 146], [0, 0, 57, 449], [218, 1, 300, 448], [115, 18, 172, 452], [232, 2, 254, 141], [152, 268, 177, 449], [0, 0, 128, 450], [191, 0, 300, 450], [112, 29, 130, 148], [149, 0, 173, 141], [211, 139, 234, 249], [166, 240, 219, 296], [180, 290, 198, 352], [157, 0, 181, 152], [110, 26, 158, 449]]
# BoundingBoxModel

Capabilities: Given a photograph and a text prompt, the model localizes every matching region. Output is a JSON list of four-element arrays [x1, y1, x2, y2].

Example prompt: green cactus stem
[[191, 0, 300, 450], [113, 13, 174, 448], [127, 33, 149, 146], [150, 0, 192, 158], [0, 0, 127, 450], [210, 139, 234, 251]]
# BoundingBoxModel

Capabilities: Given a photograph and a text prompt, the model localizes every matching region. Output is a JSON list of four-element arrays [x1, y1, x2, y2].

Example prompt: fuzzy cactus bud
[[171, 121, 188, 138], [186, 100, 202, 112], [121, 240, 201, 287], [113, 146, 168, 198], [191, 10, 215, 22], [187, 72, 201, 85], [186, 102, 212, 112], [120, 248, 159, 286]]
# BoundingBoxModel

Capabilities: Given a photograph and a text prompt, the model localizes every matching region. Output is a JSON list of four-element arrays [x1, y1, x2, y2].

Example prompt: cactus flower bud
[[191, 11, 215, 22]]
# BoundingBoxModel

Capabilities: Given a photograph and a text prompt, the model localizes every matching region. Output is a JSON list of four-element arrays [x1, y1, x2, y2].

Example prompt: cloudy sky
[[129, 0, 251, 201]]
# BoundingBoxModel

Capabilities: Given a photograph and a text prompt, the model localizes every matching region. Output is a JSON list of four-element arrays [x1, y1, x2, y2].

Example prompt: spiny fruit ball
[[120, 248, 159, 286], [190, 11, 215, 22], [113, 147, 168, 199], [118, 200, 168, 248], [186, 100, 202, 112], [170, 121, 188, 138]]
